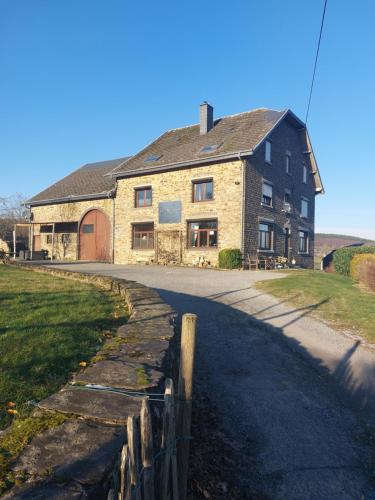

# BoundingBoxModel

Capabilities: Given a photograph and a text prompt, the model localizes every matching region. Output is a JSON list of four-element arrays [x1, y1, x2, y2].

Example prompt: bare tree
[[0, 193, 30, 243]]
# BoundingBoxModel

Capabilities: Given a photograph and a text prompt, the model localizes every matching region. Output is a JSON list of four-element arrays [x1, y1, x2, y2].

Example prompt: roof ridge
[[167, 107, 284, 132], [81, 156, 131, 169]]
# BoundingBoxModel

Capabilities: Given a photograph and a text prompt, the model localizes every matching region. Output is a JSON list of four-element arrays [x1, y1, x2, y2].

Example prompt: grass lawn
[[0, 265, 127, 429], [256, 270, 375, 344]]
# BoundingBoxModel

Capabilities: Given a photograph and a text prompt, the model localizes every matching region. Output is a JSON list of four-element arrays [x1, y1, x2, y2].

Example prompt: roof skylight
[[144, 154, 161, 163], [200, 143, 222, 154]]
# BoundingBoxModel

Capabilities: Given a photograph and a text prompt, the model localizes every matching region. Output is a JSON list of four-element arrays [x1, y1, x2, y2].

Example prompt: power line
[[305, 0, 328, 125]]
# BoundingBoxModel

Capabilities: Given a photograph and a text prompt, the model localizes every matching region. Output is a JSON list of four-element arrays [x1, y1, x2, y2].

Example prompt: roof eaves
[[27, 190, 114, 207], [113, 150, 254, 179], [305, 130, 325, 195]]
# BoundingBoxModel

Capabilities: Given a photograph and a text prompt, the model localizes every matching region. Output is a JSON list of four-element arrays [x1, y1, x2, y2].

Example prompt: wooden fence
[[107, 313, 197, 500]]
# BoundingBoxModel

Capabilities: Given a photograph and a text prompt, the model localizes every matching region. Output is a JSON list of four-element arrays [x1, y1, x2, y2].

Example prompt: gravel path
[[49, 263, 375, 499]]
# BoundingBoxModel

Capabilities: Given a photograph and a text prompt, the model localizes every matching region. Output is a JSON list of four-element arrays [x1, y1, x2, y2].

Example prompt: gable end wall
[[244, 120, 316, 268]]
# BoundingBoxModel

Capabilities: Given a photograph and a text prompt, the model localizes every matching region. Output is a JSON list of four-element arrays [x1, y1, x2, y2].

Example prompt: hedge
[[332, 246, 375, 276], [218, 248, 242, 269]]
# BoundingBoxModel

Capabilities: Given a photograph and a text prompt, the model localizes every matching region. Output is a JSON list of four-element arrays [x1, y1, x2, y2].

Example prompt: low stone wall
[[3, 262, 178, 499]]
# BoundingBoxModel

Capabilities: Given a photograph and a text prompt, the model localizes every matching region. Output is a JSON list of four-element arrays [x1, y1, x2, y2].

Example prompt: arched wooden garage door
[[79, 209, 111, 261]]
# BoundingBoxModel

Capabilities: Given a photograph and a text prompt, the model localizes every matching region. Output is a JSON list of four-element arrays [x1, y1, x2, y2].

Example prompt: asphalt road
[[49, 263, 375, 499]]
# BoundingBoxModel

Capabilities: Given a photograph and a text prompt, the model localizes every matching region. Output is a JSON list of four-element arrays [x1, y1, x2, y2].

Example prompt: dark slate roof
[[28, 157, 130, 206], [111, 108, 287, 177]]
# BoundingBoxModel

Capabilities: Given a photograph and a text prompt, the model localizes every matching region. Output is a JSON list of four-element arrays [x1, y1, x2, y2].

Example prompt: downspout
[[111, 185, 116, 264], [238, 152, 252, 266], [51, 223, 55, 261], [13, 227, 16, 260], [30, 223, 34, 260]]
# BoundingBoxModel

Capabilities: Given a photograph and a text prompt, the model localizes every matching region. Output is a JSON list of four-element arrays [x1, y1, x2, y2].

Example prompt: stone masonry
[[244, 119, 316, 268], [4, 262, 177, 498], [114, 160, 243, 266], [31, 198, 113, 260]]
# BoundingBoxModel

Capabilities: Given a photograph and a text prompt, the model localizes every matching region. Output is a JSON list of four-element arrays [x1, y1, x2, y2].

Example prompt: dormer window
[[265, 140, 272, 164]]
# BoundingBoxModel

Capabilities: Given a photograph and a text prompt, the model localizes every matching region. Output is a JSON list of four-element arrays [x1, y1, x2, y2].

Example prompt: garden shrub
[[333, 246, 375, 276], [218, 248, 242, 269], [350, 254, 375, 291]]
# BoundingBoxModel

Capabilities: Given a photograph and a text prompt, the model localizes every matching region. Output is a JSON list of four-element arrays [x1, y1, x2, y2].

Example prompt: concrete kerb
[[3, 261, 179, 498]]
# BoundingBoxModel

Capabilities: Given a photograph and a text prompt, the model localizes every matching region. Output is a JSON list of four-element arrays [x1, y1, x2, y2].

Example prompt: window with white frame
[[265, 140, 272, 163], [259, 223, 273, 250], [303, 165, 308, 183], [299, 230, 309, 253], [262, 181, 273, 206], [286, 151, 291, 174], [301, 198, 309, 218]]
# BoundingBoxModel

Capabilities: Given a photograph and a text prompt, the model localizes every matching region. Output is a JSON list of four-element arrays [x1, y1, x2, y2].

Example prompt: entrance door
[[284, 228, 290, 258], [33, 235, 41, 251], [79, 210, 110, 261]]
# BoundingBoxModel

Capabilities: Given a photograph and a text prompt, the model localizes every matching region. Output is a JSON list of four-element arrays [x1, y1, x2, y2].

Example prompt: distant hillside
[[315, 233, 375, 257]]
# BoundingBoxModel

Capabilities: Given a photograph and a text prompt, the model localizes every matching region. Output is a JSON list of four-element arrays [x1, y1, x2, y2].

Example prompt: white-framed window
[[259, 223, 273, 251], [265, 140, 272, 164], [286, 151, 291, 174], [301, 198, 309, 218], [262, 181, 273, 206], [299, 230, 309, 253], [303, 165, 308, 183]]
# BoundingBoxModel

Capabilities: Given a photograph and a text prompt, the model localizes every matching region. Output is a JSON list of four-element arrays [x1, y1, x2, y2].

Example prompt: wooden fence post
[[127, 415, 141, 500], [177, 313, 197, 500], [141, 397, 155, 500], [162, 378, 179, 500], [119, 444, 131, 500]]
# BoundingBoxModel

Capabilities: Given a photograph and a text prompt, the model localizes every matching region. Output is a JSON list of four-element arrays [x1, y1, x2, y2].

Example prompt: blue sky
[[1, 0, 374, 238]]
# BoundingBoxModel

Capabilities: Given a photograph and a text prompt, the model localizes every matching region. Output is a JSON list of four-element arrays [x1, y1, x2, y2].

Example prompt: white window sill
[[261, 203, 274, 208], [257, 249, 274, 253]]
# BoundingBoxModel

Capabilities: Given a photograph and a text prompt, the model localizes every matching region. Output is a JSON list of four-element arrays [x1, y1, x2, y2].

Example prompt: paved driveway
[[50, 263, 375, 499]]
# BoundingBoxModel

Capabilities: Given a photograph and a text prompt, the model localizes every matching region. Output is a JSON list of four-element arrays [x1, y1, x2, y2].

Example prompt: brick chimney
[[200, 101, 214, 134]]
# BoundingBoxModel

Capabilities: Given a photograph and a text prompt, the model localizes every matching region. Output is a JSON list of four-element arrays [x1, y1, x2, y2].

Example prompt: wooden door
[[79, 210, 110, 261], [33, 235, 41, 251]]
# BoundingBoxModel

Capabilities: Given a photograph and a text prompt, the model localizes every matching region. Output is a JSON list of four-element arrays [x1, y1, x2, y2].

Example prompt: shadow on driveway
[[154, 287, 375, 500]]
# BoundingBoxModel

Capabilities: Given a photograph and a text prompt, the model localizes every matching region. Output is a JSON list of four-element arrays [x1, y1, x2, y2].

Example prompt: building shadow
[[153, 286, 375, 497]]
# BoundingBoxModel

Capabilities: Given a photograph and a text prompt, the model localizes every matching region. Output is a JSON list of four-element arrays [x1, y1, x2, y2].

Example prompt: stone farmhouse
[[27, 103, 324, 267]]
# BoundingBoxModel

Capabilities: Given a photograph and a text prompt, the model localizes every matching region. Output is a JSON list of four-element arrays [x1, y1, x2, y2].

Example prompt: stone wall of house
[[0, 238, 9, 253], [244, 119, 317, 268], [31, 199, 114, 260], [114, 160, 243, 266]]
